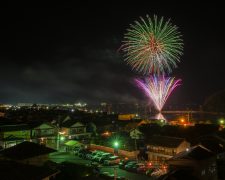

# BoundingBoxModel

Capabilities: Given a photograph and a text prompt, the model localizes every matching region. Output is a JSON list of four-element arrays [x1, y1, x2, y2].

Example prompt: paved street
[[49, 152, 152, 180]]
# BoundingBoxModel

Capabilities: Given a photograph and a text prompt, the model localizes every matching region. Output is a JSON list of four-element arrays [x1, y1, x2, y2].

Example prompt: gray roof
[[0, 141, 56, 160], [170, 145, 214, 160], [147, 135, 186, 148]]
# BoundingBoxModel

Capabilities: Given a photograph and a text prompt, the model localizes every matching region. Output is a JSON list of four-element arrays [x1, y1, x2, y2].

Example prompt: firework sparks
[[122, 15, 183, 75], [135, 76, 181, 111]]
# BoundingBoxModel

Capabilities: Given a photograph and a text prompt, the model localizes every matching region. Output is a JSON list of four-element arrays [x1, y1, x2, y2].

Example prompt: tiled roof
[[0, 141, 56, 160], [147, 135, 186, 148], [170, 145, 214, 160], [0, 160, 59, 180]]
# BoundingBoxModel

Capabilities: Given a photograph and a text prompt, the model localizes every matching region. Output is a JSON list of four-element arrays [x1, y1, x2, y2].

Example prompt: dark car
[[119, 160, 134, 169]]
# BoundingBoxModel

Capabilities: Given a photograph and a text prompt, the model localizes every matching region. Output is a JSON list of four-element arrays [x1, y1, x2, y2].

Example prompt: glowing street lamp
[[114, 141, 119, 148], [60, 136, 65, 141]]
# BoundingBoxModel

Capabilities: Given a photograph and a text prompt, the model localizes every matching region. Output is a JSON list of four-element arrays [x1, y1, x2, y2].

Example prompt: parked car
[[97, 153, 113, 163], [78, 149, 91, 158], [137, 164, 148, 174], [87, 150, 101, 160], [118, 159, 133, 169], [124, 161, 138, 171], [104, 156, 120, 165], [92, 151, 105, 161]]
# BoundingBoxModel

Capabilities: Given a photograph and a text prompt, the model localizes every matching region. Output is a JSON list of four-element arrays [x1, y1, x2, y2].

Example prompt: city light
[[180, 118, 185, 123], [219, 119, 224, 124]]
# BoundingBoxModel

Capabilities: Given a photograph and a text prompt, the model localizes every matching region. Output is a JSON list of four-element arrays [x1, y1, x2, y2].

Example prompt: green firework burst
[[122, 15, 183, 75]]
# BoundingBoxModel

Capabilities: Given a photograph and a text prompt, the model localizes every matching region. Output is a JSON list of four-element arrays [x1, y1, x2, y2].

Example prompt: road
[[49, 152, 152, 180]]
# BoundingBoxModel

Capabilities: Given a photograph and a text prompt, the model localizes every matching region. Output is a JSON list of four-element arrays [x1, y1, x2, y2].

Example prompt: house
[[31, 123, 57, 147], [167, 145, 217, 180], [0, 124, 30, 149], [130, 128, 144, 140], [0, 141, 56, 166], [196, 135, 225, 160], [61, 121, 91, 140], [146, 135, 190, 162]]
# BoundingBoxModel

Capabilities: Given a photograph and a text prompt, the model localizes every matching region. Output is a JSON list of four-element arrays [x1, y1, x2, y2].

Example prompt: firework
[[122, 15, 183, 75], [135, 76, 181, 111], [155, 113, 166, 120]]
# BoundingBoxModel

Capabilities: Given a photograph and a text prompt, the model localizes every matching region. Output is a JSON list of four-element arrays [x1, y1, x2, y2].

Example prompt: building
[[167, 145, 217, 180], [0, 141, 56, 166], [0, 124, 30, 149], [31, 123, 57, 148], [0, 160, 59, 180], [146, 135, 190, 163], [130, 128, 144, 140], [61, 121, 91, 140]]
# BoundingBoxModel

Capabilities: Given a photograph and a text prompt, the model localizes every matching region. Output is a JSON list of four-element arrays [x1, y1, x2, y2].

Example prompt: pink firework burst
[[135, 76, 181, 111]]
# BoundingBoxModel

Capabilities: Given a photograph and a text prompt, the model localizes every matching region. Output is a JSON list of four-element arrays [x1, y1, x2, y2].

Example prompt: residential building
[[31, 123, 57, 147], [0, 124, 30, 149], [146, 135, 190, 162], [0, 160, 59, 180], [130, 128, 144, 140], [0, 141, 56, 166], [167, 145, 217, 180], [61, 121, 91, 140]]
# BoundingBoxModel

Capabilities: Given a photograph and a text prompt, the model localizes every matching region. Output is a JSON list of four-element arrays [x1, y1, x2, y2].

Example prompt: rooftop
[[0, 141, 56, 160], [147, 135, 186, 148], [0, 160, 59, 180], [170, 145, 214, 160]]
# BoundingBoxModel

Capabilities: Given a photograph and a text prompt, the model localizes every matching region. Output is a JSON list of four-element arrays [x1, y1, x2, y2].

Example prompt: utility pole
[[114, 167, 117, 180], [134, 135, 138, 162]]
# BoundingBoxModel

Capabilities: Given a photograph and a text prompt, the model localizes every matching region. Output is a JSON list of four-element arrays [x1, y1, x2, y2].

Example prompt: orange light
[[102, 131, 111, 136], [180, 118, 185, 123], [148, 162, 152, 166]]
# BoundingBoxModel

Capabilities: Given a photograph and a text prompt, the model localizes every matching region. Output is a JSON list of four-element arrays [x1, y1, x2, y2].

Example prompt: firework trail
[[135, 76, 181, 111]]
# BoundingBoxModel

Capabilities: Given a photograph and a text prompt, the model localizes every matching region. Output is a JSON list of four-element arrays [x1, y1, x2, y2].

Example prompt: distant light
[[220, 119, 224, 124], [160, 119, 164, 123], [71, 109, 74, 112], [136, 114, 138, 117], [186, 148, 189, 151]]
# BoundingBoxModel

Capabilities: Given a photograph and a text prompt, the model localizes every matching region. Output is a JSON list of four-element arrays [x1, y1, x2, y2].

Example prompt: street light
[[60, 136, 65, 141], [114, 141, 119, 148], [57, 131, 65, 151]]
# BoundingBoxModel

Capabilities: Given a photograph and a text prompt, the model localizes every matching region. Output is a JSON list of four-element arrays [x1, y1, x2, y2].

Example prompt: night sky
[[0, 2, 225, 105]]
